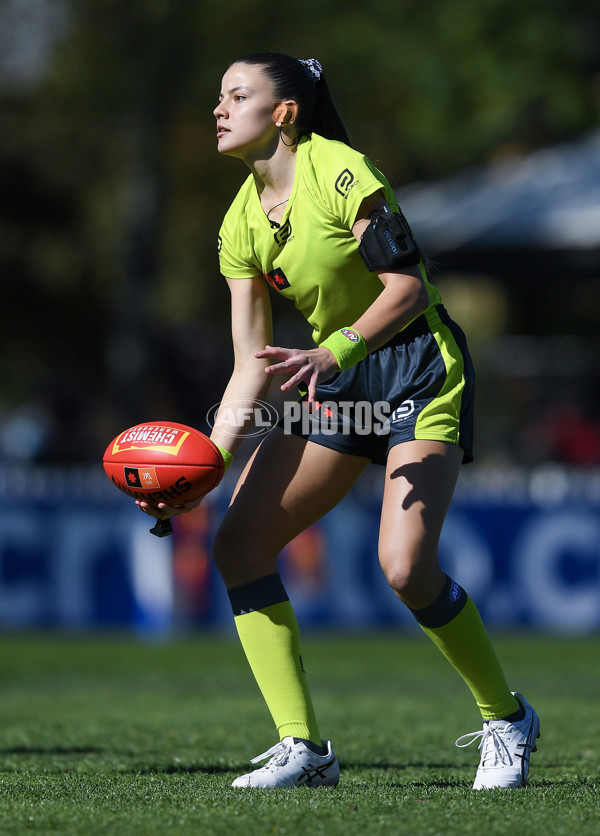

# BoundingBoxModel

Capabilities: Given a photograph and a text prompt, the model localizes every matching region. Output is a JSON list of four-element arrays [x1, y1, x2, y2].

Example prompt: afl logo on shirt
[[335, 169, 355, 198]]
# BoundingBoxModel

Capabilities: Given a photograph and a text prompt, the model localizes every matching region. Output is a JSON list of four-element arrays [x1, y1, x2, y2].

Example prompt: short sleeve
[[308, 136, 397, 229], [217, 179, 262, 279], [218, 217, 260, 279]]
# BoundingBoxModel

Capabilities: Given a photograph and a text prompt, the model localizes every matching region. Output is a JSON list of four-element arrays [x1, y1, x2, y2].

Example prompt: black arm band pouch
[[358, 204, 421, 272]]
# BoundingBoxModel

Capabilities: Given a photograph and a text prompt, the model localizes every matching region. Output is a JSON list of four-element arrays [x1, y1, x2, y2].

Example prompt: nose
[[214, 100, 227, 119]]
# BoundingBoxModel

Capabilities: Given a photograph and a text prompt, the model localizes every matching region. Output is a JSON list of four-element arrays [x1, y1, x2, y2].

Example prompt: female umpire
[[139, 52, 539, 790]]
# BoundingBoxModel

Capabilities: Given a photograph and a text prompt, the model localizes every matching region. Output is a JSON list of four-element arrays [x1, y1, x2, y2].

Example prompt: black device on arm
[[358, 205, 421, 272]]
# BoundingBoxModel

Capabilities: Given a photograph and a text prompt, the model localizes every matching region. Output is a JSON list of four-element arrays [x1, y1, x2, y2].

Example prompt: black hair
[[233, 52, 351, 146]]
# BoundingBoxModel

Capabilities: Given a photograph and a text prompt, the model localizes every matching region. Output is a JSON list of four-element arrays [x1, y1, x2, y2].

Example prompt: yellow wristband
[[321, 328, 367, 371], [216, 445, 234, 472]]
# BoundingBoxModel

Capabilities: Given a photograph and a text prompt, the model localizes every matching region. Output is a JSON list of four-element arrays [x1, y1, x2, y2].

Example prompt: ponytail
[[310, 73, 351, 145], [234, 52, 351, 146]]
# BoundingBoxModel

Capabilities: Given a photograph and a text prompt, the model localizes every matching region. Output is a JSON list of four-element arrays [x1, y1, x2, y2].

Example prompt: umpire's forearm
[[209, 366, 272, 455]]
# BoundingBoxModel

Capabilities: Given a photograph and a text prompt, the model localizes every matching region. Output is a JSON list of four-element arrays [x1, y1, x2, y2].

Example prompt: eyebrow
[[222, 85, 254, 96]]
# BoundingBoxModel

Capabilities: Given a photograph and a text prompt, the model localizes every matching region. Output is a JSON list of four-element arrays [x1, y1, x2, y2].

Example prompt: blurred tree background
[[1, 0, 599, 465]]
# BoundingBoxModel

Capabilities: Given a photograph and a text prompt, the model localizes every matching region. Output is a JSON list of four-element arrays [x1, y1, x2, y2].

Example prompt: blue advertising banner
[[275, 466, 600, 634], [0, 465, 599, 634]]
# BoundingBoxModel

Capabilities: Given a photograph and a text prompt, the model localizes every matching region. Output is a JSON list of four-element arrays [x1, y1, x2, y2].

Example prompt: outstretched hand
[[255, 344, 338, 402]]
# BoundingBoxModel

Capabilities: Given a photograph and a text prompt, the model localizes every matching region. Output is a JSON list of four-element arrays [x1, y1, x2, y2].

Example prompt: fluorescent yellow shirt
[[218, 133, 441, 344]]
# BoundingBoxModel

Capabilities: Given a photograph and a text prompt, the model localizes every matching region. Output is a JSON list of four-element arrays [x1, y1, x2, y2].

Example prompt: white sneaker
[[232, 737, 340, 788], [456, 692, 540, 789]]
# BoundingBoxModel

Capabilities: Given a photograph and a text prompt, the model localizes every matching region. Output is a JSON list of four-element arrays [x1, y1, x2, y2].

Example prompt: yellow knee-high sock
[[414, 578, 519, 720], [233, 599, 321, 745]]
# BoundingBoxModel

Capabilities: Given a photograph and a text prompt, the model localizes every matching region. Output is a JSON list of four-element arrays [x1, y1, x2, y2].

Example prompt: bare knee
[[212, 514, 279, 589], [212, 517, 253, 584], [211, 518, 239, 574], [379, 544, 445, 610]]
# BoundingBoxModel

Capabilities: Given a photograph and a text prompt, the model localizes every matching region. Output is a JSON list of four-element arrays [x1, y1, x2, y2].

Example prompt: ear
[[273, 100, 299, 127]]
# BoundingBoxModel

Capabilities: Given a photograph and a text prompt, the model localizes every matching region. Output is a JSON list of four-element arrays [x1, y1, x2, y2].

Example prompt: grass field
[[0, 633, 598, 835]]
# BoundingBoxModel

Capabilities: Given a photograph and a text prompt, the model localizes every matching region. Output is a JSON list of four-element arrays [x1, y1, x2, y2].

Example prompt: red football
[[103, 421, 225, 505]]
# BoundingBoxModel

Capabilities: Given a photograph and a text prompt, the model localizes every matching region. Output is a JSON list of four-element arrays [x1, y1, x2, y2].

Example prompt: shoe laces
[[251, 739, 292, 767], [455, 722, 513, 767]]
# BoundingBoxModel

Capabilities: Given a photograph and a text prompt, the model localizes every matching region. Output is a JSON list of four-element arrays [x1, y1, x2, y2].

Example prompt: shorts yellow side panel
[[414, 311, 465, 446]]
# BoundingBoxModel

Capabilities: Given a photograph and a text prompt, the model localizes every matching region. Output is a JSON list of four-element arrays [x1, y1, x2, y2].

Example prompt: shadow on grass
[[341, 760, 459, 770], [3, 749, 579, 790], [122, 760, 579, 790], [0, 746, 105, 755], [119, 763, 476, 790], [119, 759, 468, 777], [527, 777, 600, 788], [122, 763, 245, 775]]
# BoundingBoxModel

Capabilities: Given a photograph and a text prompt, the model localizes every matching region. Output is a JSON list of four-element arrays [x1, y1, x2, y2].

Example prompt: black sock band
[[227, 573, 289, 617], [410, 575, 468, 628]]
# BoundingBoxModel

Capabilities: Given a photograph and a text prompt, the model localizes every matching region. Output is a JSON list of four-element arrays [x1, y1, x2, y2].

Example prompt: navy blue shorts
[[279, 305, 474, 465]]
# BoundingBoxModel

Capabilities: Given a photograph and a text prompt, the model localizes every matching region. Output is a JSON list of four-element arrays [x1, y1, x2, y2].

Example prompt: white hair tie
[[299, 58, 322, 81]]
